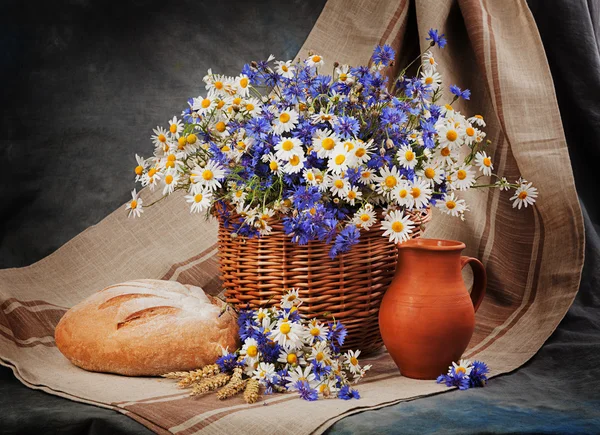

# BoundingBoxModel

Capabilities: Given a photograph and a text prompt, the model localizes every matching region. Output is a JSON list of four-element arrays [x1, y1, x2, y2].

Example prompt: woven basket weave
[[217, 206, 431, 354]]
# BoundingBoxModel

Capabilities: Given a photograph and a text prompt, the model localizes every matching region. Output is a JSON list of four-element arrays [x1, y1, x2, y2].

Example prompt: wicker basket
[[217, 206, 431, 354]]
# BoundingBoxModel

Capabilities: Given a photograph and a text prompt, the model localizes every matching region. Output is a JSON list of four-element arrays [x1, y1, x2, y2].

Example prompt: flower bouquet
[[127, 28, 537, 352]]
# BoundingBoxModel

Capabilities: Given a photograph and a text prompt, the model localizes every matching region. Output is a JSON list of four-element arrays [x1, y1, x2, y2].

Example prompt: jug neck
[[395, 239, 465, 279]]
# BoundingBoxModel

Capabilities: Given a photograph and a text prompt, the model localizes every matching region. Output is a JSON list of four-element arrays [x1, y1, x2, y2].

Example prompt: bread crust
[[55, 279, 239, 376]]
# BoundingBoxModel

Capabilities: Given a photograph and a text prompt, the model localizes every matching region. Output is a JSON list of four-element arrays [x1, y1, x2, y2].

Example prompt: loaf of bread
[[55, 279, 238, 376]]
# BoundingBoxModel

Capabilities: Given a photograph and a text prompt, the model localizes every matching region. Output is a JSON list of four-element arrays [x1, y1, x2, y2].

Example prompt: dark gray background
[[1, 0, 599, 433]]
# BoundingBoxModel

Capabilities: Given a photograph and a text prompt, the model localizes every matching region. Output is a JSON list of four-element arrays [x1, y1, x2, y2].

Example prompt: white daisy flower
[[283, 152, 306, 175], [310, 111, 337, 126], [252, 362, 276, 385], [376, 166, 402, 195], [419, 163, 445, 186], [463, 123, 479, 146], [125, 189, 143, 218], [204, 71, 234, 95], [437, 122, 464, 148], [151, 126, 169, 147], [213, 119, 229, 137], [335, 64, 354, 84], [192, 94, 217, 115], [161, 169, 180, 195], [304, 319, 329, 345], [253, 307, 271, 324], [468, 114, 486, 127], [308, 340, 332, 365], [261, 152, 284, 176], [450, 359, 473, 377], [510, 180, 538, 209], [281, 288, 301, 308], [140, 167, 161, 190], [343, 185, 362, 206], [436, 192, 468, 218], [352, 139, 375, 164], [277, 348, 305, 367], [422, 51, 437, 71], [381, 210, 415, 244], [240, 337, 260, 364], [185, 188, 212, 213], [352, 364, 373, 384], [285, 365, 317, 390], [421, 69, 442, 91], [275, 60, 295, 79], [409, 177, 433, 209], [327, 144, 354, 174], [134, 154, 147, 181], [474, 151, 494, 176], [235, 74, 250, 97], [344, 349, 362, 375], [302, 168, 323, 186], [168, 116, 183, 135], [252, 208, 275, 236], [352, 207, 376, 230], [397, 144, 418, 169], [270, 319, 303, 350], [434, 145, 455, 167], [312, 129, 339, 158], [357, 168, 376, 185], [192, 160, 226, 191], [275, 136, 303, 160], [497, 177, 511, 191], [316, 378, 339, 398], [240, 98, 262, 117], [391, 180, 412, 207], [327, 174, 348, 198], [452, 165, 476, 191], [305, 54, 324, 68], [273, 108, 299, 135]]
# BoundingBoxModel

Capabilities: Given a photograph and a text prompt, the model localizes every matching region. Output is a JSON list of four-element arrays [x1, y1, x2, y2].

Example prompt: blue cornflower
[[329, 225, 360, 259], [215, 352, 241, 373], [312, 362, 332, 380], [469, 360, 489, 388], [283, 82, 305, 103], [292, 185, 321, 210], [426, 28, 447, 48], [309, 75, 332, 98], [333, 115, 360, 139], [246, 117, 271, 139], [338, 385, 361, 400], [436, 367, 470, 390], [449, 84, 471, 100], [296, 380, 319, 401], [371, 44, 396, 66], [241, 63, 261, 85], [258, 340, 281, 364], [292, 119, 317, 144], [381, 106, 408, 131], [237, 307, 258, 340], [327, 321, 347, 352]]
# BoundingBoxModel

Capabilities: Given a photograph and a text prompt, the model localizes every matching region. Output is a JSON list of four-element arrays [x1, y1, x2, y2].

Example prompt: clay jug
[[379, 238, 486, 379]]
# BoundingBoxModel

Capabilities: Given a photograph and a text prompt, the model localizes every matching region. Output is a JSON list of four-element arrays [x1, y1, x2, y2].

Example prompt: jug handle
[[460, 256, 487, 313]]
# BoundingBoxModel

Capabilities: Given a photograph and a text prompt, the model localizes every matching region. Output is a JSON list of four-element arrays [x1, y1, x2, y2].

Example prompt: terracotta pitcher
[[379, 238, 486, 379]]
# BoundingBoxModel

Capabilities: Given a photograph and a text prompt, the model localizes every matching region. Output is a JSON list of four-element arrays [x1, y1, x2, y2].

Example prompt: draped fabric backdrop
[[0, 0, 586, 434]]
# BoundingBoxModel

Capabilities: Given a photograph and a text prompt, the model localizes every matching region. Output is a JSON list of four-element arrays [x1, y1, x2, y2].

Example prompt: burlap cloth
[[0, 0, 584, 433]]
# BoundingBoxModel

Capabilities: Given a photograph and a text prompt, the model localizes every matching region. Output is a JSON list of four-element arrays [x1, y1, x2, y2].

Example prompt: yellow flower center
[[360, 213, 370, 222], [405, 150, 415, 161], [348, 190, 357, 199], [310, 327, 320, 337], [148, 168, 157, 177], [170, 123, 177, 133], [446, 200, 456, 210], [245, 103, 254, 112], [214, 81, 223, 90], [167, 154, 176, 162], [466, 127, 475, 136], [235, 190, 244, 198], [194, 193, 203, 203], [165, 161, 175, 169], [424, 168, 435, 179], [429, 57, 435, 65], [425, 77, 433, 84], [441, 146, 451, 157], [518, 191, 528, 199], [158, 134, 166, 143], [287, 353, 297, 364], [237, 141, 247, 150], [334, 180, 344, 189], [215, 121, 226, 133], [309, 207, 317, 216], [279, 113, 291, 123], [362, 171, 371, 178], [344, 141, 354, 151], [456, 367, 466, 376], [307, 172, 315, 181], [130, 200, 138, 209], [247, 345, 258, 357], [187, 134, 197, 144], [475, 114, 483, 119], [312, 55, 321, 63], [289, 155, 300, 166], [201, 98, 211, 108], [281, 65, 289, 72], [444, 103, 453, 111], [446, 130, 458, 141], [355, 148, 366, 158], [165, 175, 174, 185], [391, 221, 404, 232], [483, 157, 492, 167], [322, 137, 335, 150], [335, 155, 346, 165], [398, 188, 408, 199], [269, 160, 278, 171], [279, 323, 291, 335], [315, 174, 323, 183], [135, 165, 143, 175], [411, 187, 421, 198], [385, 176, 397, 188], [282, 140, 294, 151], [239, 77, 249, 88], [316, 352, 325, 362], [457, 170, 467, 180], [350, 356, 358, 366], [202, 169, 214, 180], [217, 100, 225, 109], [339, 73, 348, 81], [233, 97, 242, 105]]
